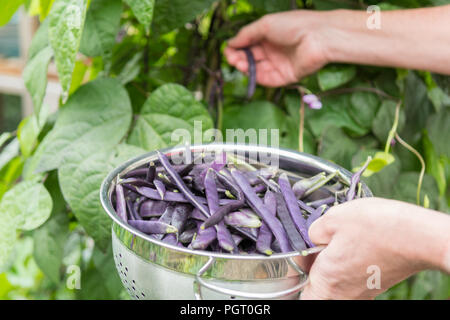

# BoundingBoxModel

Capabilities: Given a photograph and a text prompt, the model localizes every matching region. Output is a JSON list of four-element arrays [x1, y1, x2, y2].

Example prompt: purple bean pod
[[230, 169, 292, 252], [115, 184, 127, 222], [278, 173, 312, 248], [346, 156, 372, 201]]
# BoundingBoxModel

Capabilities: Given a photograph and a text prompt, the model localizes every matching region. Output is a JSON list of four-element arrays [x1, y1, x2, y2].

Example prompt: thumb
[[308, 215, 335, 246], [228, 17, 267, 48]]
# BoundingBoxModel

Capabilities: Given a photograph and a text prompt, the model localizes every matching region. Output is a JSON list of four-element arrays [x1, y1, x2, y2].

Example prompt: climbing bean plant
[[0, 0, 448, 299]]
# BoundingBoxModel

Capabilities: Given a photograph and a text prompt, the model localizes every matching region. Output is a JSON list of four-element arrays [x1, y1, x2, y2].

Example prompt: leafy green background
[[0, 0, 448, 300]]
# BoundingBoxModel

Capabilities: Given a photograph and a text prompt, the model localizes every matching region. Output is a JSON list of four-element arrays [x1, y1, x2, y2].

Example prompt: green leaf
[[423, 132, 447, 196], [124, 0, 155, 27], [28, 17, 50, 60], [318, 65, 356, 91], [33, 171, 68, 284], [393, 172, 439, 209], [153, 0, 215, 34], [128, 83, 213, 151], [0, 139, 20, 172], [58, 144, 145, 250], [0, 181, 52, 230], [91, 245, 124, 298], [411, 270, 450, 300], [35, 78, 133, 173], [48, 0, 88, 96], [0, 0, 25, 26], [222, 101, 287, 148], [116, 52, 143, 85], [318, 126, 359, 169], [432, 73, 450, 95], [23, 46, 54, 115], [0, 214, 16, 270], [349, 91, 380, 129], [401, 72, 434, 141], [305, 94, 368, 137], [33, 209, 69, 283], [426, 109, 450, 159], [372, 100, 406, 144], [79, 0, 122, 57], [68, 60, 88, 95]]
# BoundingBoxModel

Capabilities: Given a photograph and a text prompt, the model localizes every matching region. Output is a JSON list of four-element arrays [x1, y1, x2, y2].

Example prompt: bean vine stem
[[394, 133, 426, 206], [384, 100, 402, 153]]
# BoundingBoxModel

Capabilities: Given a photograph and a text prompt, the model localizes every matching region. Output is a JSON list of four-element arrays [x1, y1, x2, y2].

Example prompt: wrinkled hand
[[300, 198, 450, 300], [224, 11, 331, 87]]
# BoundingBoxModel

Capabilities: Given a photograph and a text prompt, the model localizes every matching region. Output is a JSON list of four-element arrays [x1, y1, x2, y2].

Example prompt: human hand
[[300, 197, 450, 300], [224, 11, 332, 87]]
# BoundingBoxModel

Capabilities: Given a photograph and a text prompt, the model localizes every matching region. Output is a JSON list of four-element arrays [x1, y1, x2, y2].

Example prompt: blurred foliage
[[0, 0, 448, 300]]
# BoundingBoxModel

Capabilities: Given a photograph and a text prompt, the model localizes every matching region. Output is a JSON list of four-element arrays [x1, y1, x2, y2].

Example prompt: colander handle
[[193, 256, 309, 300]]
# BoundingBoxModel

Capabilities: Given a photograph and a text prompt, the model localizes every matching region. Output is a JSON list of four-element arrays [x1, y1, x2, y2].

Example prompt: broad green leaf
[[401, 72, 434, 141], [0, 157, 24, 200], [423, 133, 447, 196], [349, 91, 380, 129], [393, 172, 439, 209], [305, 94, 368, 137], [18, 117, 39, 158], [58, 144, 145, 250], [117, 51, 143, 85], [48, 0, 88, 96], [372, 100, 406, 144], [222, 101, 286, 147], [153, 0, 215, 34], [38, 0, 55, 21], [91, 245, 124, 298], [281, 117, 316, 154], [23, 46, 53, 115], [124, 0, 155, 27], [128, 83, 213, 151], [432, 73, 450, 95], [318, 126, 359, 169], [318, 65, 356, 91], [33, 209, 69, 283], [411, 270, 450, 300], [0, 0, 25, 26], [35, 78, 132, 173], [28, 17, 50, 60], [0, 214, 16, 270], [68, 60, 88, 95], [426, 109, 450, 159], [0, 138, 20, 172], [33, 171, 68, 284], [0, 181, 52, 230], [79, 0, 122, 57]]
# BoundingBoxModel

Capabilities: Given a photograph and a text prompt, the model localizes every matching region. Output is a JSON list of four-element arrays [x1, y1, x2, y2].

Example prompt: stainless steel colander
[[99, 144, 372, 300]]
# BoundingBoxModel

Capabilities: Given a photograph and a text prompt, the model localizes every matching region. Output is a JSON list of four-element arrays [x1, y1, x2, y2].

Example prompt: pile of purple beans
[[111, 151, 370, 255]]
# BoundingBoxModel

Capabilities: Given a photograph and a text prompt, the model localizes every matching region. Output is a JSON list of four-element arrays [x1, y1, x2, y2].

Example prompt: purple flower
[[302, 94, 322, 110], [309, 101, 322, 109], [302, 94, 318, 104]]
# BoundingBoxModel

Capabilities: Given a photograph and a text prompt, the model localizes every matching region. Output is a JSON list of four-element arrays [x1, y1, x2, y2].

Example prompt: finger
[[224, 47, 243, 63], [228, 17, 267, 48], [308, 215, 335, 246], [249, 45, 266, 61]]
